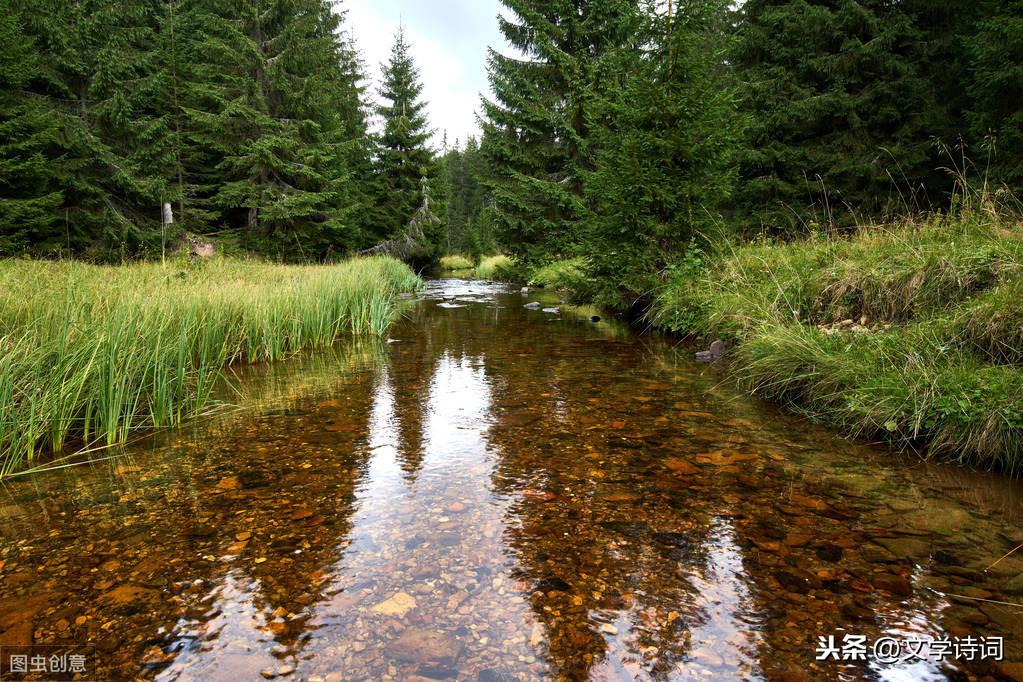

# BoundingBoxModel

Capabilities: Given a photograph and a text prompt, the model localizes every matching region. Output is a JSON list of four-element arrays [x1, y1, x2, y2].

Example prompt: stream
[[0, 279, 1021, 681]]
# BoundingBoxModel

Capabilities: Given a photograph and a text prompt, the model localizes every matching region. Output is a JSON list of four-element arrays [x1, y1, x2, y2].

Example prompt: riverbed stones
[[215, 475, 240, 490], [385, 629, 462, 666], [998, 663, 1023, 682], [100, 585, 161, 607], [371, 592, 417, 617], [986, 556, 1023, 579], [859, 543, 898, 563], [1004, 573, 1023, 595], [0, 592, 53, 633], [980, 604, 1023, 636], [873, 536, 931, 559], [664, 458, 701, 475], [3, 278, 1023, 681], [814, 543, 844, 562], [872, 573, 913, 597], [946, 605, 989, 626], [694, 451, 755, 466]]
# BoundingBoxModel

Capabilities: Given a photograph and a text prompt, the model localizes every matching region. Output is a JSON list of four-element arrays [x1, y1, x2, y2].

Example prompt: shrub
[[528, 258, 591, 293]]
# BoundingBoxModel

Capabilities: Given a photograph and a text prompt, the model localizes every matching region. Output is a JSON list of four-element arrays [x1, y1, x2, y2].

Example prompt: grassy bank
[[528, 257, 589, 293], [475, 254, 516, 280], [0, 256, 420, 477], [650, 211, 1023, 472], [438, 254, 474, 271]]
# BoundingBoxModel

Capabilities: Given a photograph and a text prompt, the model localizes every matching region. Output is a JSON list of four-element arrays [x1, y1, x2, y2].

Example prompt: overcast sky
[[344, 0, 509, 149]]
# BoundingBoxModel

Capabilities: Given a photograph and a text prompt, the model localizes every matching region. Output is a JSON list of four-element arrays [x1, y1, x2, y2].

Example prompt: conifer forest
[[2, 2, 1023, 680]]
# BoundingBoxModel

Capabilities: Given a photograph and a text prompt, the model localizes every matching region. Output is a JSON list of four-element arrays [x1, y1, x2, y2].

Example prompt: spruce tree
[[208, 0, 364, 258], [438, 136, 493, 256], [732, 0, 934, 231], [374, 28, 434, 241], [585, 0, 738, 308], [967, 0, 1023, 190], [459, 137, 490, 253], [897, 0, 988, 204], [0, 6, 62, 255], [176, 0, 365, 259], [334, 24, 379, 251], [480, 0, 637, 261], [15, 0, 175, 256], [439, 143, 462, 252]]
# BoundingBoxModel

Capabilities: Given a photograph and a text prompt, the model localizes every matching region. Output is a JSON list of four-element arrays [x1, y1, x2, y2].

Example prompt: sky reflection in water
[[0, 279, 1021, 681]]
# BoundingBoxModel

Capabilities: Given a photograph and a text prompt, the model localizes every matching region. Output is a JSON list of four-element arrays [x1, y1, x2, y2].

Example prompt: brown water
[[1, 279, 1022, 682]]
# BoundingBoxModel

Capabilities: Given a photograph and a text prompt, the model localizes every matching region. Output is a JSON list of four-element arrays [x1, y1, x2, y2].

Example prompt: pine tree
[[0, 5, 62, 255], [732, 0, 935, 232], [584, 0, 738, 308], [967, 0, 1023, 190], [157, 0, 213, 235], [374, 28, 434, 241], [480, 0, 637, 261]]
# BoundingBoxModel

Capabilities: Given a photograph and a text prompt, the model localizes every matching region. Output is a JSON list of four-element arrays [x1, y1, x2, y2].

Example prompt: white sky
[[342, 0, 510, 150]]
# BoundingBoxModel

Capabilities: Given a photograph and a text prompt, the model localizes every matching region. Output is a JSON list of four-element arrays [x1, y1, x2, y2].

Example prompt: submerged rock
[[872, 573, 913, 597], [371, 591, 417, 617], [478, 669, 517, 682], [385, 628, 463, 666], [664, 458, 701, 475], [695, 339, 726, 363]]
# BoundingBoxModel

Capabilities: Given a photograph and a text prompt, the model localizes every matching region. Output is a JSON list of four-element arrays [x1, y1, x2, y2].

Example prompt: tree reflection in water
[[0, 280, 1020, 681]]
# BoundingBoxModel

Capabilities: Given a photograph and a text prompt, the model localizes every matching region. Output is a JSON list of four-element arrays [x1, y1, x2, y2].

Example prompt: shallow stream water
[[0, 279, 1021, 681]]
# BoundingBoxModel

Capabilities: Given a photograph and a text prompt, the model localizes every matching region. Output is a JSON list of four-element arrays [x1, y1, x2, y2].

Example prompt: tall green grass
[[438, 254, 474, 271], [651, 211, 1023, 472], [0, 256, 421, 477], [528, 258, 590, 292], [475, 254, 516, 281]]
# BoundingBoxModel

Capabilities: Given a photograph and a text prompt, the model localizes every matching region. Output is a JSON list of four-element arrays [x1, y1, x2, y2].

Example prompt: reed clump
[[474, 254, 516, 281], [0, 256, 421, 477], [438, 254, 474, 271]]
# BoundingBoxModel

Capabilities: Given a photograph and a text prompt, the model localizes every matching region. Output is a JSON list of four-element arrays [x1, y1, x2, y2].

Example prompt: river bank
[[0, 256, 421, 478], [486, 210, 1023, 473], [652, 212, 1023, 473]]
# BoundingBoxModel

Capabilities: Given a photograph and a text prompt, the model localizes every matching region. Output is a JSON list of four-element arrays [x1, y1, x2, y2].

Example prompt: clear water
[[0, 279, 1020, 681]]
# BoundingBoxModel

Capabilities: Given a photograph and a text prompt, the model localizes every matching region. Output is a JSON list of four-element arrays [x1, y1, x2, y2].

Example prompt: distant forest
[[1, 0, 1020, 270]]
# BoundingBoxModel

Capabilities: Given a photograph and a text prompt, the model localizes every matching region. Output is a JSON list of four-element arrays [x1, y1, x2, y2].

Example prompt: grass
[[651, 209, 1023, 473], [475, 254, 517, 281], [528, 258, 590, 293], [438, 254, 474, 271], [0, 256, 421, 477]]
